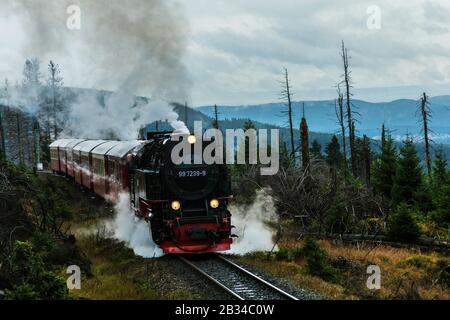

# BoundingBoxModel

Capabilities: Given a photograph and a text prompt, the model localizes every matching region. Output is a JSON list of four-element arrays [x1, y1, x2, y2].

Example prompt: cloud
[[182, 0, 450, 104], [1, 0, 450, 106]]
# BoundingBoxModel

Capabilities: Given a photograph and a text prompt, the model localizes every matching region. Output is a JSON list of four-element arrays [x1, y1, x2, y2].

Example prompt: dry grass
[[69, 235, 196, 300], [43, 174, 196, 300], [234, 238, 450, 300]]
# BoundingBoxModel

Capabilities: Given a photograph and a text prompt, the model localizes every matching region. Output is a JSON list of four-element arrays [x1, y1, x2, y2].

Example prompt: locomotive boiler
[[49, 131, 233, 254]]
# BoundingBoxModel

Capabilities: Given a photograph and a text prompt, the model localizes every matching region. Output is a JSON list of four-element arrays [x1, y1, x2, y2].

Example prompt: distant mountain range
[[144, 103, 450, 162], [198, 96, 450, 144]]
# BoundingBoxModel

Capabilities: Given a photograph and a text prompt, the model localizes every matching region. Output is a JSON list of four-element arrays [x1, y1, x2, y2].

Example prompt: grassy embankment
[[37, 174, 198, 300], [232, 233, 450, 299]]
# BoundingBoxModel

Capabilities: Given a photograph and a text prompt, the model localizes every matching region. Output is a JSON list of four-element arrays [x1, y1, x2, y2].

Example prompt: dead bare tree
[[340, 40, 357, 176], [213, 104, 220, 130], [48, 61, 59, 140], [418, 92, 433, 180], [335, 84, 347, 177], [280, 67, 295, 157], [267, 160, 385, 235], [363, 135, 371, 186], [184, 101, 188, 129], [0, 79, 10, 159]]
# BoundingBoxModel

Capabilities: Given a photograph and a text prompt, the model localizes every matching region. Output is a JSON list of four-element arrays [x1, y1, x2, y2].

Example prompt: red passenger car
[[72, 140, 107, 189], [90, 141, 121, 198], [105, 140, 145, 201], [49, 139, 74, 172], [65, 139, 86, 178]]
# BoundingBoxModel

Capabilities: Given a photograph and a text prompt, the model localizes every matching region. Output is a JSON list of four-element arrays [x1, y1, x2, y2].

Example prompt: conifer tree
[[391, 137, 423, 205], [433, 146, 448, 186], [362, 135, 371, 186], [212, 104, 220, 130], [387, 203, 421, 242], [325, 135, 341, 168], [430, 147, 450, 224], [372, 135, 398, 199], [300, 103, 309, 170], [310, 139, 322, 160]]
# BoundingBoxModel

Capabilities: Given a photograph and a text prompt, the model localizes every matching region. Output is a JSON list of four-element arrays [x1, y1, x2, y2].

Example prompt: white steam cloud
[[105, 193, 164, 258], [66, 93, 187, 140], [3, 0, 191, 140], [228, 189, 278, 255]]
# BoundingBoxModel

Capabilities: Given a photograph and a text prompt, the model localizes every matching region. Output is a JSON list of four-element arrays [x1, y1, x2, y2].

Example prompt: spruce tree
[[310, 139, 323, 159], [300, 109, 309, 171], [391, 137, 423, 206], [387, 203, 421, 242], [431, 147, 450, 225], [373, 135, 397, 199], [433, 147, 448, 186], [325, 135, 341, 168]]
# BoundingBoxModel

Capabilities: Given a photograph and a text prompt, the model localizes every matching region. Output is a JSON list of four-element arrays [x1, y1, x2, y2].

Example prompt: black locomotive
[[131, 131, 233, 253]]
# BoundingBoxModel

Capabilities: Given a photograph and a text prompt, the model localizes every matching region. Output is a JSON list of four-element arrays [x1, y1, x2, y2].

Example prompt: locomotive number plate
[[177, 170, 207, 177]]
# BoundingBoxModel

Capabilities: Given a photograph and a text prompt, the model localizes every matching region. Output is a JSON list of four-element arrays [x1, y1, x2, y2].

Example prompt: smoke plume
[[4, 0, 190, 139], [228, 189, 278, 255]]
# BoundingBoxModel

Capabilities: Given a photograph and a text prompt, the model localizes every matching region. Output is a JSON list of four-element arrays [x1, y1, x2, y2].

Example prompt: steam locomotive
[[49, 131, 233, 254]]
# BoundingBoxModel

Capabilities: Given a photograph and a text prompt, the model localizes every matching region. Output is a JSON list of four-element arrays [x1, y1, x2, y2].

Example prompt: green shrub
[[275, 247, 289, 261], [435, 259, 450, 287], [403, 256, 433, 270], [302, 238, 336, 281], [5, 284, 40, 300], [289, 247, 303, 261], [387, 203, 421, 242], [4, 241, 68, 300]]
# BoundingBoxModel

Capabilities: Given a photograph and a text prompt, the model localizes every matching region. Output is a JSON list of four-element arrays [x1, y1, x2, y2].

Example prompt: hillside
[[143, 103, 336, 150], [198, 97, 450, 144]]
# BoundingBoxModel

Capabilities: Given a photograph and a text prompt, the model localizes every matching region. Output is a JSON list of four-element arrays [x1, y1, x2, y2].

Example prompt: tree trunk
[[336, 89, 347, 179], [213, 104, 219, 130], [341, 40, 356, 176], [284, 68, 295, 157], [363, 135, 371, 186], [381, 123, 386, 148], [16, 113, 24, 165], [184, 101, 188, 131], [0, 107, 6, 158]]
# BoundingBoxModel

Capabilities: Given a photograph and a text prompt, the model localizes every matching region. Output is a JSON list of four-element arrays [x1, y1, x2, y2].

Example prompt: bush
[[289, 247, 303, 261], [5, 284, 39, 300], [387, 203, 421, 242], [403, 256, 433, 270], [435, 259, 450, 287], [3, 241, 68, 300], [275, 247, 289, 261], [302, 238, 336, 281]]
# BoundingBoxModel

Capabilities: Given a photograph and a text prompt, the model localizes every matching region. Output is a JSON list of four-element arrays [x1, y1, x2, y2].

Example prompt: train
[[49, 131, 233, 254]]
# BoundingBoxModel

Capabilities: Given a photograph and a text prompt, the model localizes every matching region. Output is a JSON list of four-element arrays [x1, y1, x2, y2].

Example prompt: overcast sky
[[1, 0, 450, 106]]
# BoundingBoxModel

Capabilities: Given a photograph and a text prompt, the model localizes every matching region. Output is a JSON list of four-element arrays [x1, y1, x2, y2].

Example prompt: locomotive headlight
[[210, 199, 219, 209], [187, 135, 196, 144], [171, 200, 181, 210]]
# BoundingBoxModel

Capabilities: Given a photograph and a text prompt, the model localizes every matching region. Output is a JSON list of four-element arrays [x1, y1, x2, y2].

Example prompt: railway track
[[179, 254, 298, 300]]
